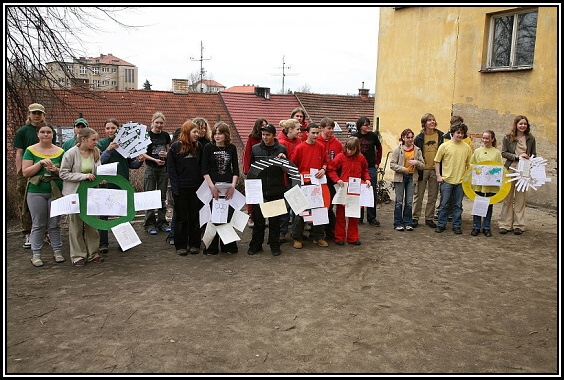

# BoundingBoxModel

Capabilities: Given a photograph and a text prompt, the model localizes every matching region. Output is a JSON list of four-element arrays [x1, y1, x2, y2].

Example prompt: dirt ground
[[4, 198, 559, 375]]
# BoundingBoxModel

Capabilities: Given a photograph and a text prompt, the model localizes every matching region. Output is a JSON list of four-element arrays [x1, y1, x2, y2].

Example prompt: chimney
[[358, 82, 369, 98]]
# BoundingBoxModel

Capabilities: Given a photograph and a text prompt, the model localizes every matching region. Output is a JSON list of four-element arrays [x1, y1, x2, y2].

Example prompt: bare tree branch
[[6, 6, 137, 128]]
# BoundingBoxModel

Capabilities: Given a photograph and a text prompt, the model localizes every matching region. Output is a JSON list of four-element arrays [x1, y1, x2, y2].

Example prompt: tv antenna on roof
[[190, 41, 211, 93], [271, 55, 298, 94]]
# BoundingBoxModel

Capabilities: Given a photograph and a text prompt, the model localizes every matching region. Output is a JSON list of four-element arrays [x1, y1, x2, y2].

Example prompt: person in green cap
[[62, 114, 89, 151]]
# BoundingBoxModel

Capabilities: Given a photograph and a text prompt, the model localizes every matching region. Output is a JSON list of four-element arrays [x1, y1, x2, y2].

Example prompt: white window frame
[[486, 8, 537, 70], [79, 66, 87, 75], [92, 67, 100, 75]]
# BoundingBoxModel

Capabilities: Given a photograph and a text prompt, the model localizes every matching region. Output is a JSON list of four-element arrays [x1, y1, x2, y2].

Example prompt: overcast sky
[[79, 6, 380, 95]]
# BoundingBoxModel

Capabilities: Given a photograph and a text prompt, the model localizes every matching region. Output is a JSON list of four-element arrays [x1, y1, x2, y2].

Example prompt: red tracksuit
[[327, 152, 371, 243]]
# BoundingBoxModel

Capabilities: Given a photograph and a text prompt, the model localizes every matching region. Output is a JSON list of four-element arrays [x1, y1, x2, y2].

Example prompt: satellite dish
[[333, 122, 342, 132]]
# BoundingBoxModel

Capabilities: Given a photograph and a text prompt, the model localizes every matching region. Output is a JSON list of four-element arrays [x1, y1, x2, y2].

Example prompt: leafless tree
[[295, 83, 312, 93], [6, 6, 135, 127]]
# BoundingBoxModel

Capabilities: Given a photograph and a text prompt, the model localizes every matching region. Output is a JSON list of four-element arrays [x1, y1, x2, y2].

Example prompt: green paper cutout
[[76, 175, 135, 230]]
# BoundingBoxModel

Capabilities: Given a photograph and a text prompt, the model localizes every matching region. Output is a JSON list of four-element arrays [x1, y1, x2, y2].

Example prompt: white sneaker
[[394, 226, 405, 231], [23, 234, 31, 249], [405, 226, 414, 231]]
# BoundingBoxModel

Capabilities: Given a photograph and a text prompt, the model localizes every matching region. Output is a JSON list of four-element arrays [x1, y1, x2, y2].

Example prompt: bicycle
[[376, 151, 393, 204]]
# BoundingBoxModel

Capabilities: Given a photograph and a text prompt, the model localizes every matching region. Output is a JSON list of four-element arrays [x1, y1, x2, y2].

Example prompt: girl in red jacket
[[327, 136, 372, 245]]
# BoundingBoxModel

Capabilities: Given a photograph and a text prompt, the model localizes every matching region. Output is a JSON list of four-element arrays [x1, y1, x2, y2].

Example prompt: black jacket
[[249, 139, 288, 199]]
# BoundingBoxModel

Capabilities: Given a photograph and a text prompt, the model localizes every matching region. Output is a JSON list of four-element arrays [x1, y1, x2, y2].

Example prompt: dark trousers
[[249, 196, 282, 251], [173, 187, 203, 251]]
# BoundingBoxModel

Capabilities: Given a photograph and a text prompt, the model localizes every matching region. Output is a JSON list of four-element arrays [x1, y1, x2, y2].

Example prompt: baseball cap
[[260, 124, 276, 134], [28, 103, 45, 113], [74, 117, 89, 127]]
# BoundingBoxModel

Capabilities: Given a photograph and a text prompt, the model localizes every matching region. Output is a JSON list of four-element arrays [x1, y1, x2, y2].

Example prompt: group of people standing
[[388, 113, 536, 238], [13, 103, 537, 266]]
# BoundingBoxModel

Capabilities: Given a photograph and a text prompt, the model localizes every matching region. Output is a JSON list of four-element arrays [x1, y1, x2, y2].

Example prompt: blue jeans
[[437, 182, 464, 229], [472, 191, 495, 230], [393, 174, 414, 228], [143, 165, 169, 230]]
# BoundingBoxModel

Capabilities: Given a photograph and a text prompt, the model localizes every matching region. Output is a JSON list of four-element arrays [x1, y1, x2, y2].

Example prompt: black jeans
[[173, 187, 203, 251], [249, 195, 282, 250]]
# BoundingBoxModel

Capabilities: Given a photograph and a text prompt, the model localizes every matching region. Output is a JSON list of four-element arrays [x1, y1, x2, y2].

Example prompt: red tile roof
[[82, 53, 134, 66], [295, 92, 375, 131], [13, 89, 374, 153], [219, 92, 302, 147], [223, 85, 260, 93], [192, 79, 225, 88], [39, 88, 232, 142]]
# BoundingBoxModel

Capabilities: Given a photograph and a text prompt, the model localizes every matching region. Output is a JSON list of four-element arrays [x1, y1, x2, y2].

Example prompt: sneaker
[[30, 257, 44, 267], [189, 247, 201, 254], [471, 229, 480, 236], [23, 234, 31, 249], [499, 228, 508, 234], [73, 258, 86, 266], [247, 246, 262, 255], [435, 226, 446, 233], [160, 225, 171, 233], [513, 228, 523, 235], [147, 228, 158, 235], [293, 240, 303, 249], [271, 246, 281, 256], [405, 226, 414, 231], [369, 220, 381, 227], [453, 227, 462, 235], [335, 240, 345, 246], [483, 229, 492, 237], [313, 239, 329, 247], [90, 254, 105, 263], [53, 252, 65, 263], [394, 226, 405, 231], [177, 249, 188, 256], [425, 220, 437, 229], [349, 240, 361, 246]]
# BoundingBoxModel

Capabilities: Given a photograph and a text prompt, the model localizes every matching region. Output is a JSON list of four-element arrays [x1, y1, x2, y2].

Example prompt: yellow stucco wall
[[374, 6, 558, 208]]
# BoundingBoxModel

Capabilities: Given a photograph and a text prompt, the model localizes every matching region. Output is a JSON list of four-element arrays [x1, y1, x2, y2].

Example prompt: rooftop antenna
[[271, 55, 297, 94], [190, 41, 211, 92]]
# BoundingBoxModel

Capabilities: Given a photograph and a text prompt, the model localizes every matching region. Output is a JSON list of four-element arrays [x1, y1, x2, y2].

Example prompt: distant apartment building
[[189, 79, 226, 93], [45, 53, 138, 91]]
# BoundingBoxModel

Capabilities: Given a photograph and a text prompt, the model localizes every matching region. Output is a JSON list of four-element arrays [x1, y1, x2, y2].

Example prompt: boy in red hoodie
[[316, 117, 343, 240], [327, 136, 371, 245]]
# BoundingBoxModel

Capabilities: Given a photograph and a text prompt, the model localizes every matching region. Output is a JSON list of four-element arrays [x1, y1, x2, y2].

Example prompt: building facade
[[374, 6, 558, 208], [45, 53, 138, 91]]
